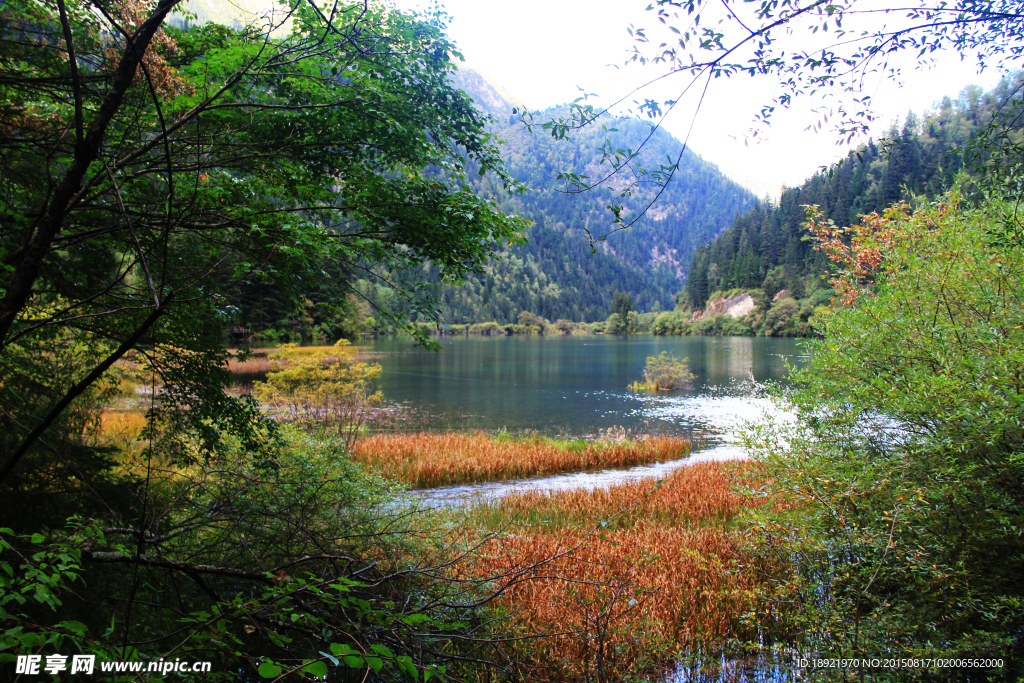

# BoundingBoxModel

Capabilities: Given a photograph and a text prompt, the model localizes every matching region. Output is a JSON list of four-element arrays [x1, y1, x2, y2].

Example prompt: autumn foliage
[[804, 202, 913, 305], [465, 462, 770, 681]]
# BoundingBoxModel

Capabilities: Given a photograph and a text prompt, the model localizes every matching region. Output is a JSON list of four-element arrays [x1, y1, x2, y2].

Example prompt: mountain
[[169, 3, 758, 331], [366, 67, 758, 324], [662, 75, 1024, 337]]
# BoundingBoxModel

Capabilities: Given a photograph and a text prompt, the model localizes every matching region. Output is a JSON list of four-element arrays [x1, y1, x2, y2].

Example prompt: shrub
[[652, 312, 674, 335], [762, 297, 798, 336], [631, 352, 695, 391], [1, 429, 517, 681], [748, 194, 1024, 672], [253, 340, 383, 447]]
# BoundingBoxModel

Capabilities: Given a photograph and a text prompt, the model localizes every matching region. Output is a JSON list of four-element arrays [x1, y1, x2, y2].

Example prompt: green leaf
[[398, 655, 418, 680], [400, 613, 430, 625], [304, 660, 328, 677], [369, 643, 393, 658], [342, 655, 364, 668], [59, 620, 87, 635], [366, 657, 383, 674], [257, 662, 281, 678]]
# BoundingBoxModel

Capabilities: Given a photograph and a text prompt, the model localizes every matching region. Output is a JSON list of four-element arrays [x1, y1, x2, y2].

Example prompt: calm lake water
[[357, 335, 803, 504], [361, 334, 802, 436]]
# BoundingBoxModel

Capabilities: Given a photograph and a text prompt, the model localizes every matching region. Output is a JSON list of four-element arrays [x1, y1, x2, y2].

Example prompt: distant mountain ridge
[[404, 66, 758, 323]]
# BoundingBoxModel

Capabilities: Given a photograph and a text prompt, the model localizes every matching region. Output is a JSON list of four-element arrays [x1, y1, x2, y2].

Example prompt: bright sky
[[393, 0, 1007, 198]]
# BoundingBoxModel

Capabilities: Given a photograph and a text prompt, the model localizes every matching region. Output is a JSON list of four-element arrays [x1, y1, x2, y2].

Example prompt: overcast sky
[[392, 0, 1006, 198]]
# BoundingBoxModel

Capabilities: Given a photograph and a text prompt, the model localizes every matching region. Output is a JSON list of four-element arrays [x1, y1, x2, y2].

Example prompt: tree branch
[[0, 0, 182, 348], [0, 294, 174, 482]]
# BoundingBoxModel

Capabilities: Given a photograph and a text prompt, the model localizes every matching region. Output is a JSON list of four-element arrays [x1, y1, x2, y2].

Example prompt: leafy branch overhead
[[0, 0, 529, 478]]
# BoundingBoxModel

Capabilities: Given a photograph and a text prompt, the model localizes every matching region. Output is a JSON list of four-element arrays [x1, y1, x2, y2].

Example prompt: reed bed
[[226, 347, 383, 383], [462, 462, 771, 682], [350, 432, 692, 488], [478, 460, 760, 529], [226, 352, 274, 376]]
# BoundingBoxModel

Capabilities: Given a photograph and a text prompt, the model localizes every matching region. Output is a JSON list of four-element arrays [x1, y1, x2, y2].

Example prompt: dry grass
[[480, 459, 759, 529], [350, 432, 692, 488], [226, 346, 383, 381], [226, 351, 274, 375], [461, 462, 771, 682], [99, 410, 147, 440]]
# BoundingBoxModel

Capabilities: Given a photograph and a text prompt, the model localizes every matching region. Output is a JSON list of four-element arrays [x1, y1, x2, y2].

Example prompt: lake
[[358, 335, 803, 503], [361, 334, 802, 435]]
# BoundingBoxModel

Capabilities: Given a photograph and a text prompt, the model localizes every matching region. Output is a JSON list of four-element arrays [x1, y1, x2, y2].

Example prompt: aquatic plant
[[629, 351, 695, 391], [351, 432, 691, 488], [253, 341, 384, 448], [464, 462, 772, 682]]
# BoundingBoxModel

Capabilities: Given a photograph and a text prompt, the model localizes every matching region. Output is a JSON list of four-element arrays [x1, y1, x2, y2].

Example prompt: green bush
[[762, 297, 799, 336], [2, 428, 513, 680], [748, 193, 1024, 674], [630, 352, 695, 391], [605, 313, 623, 335]]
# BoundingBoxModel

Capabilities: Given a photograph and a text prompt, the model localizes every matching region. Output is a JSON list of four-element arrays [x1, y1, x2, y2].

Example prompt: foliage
[[0, 2, 542, 679], [534, 0, 1024, 227], [760, 297, 800, 337], [253, 341, 382, 448], [663, 76, 1024, 340], [0, 0, 527, 484], [680, 77, 1020, 313], [632, 0, 1024, 140], [610, 291, 634, 321], [350, 70, 757, 328], [0, 307, 133, 531], [629, 351, 694, 391], [0, 524, 125, 670], [1, 428, 521, 680], [467, 462, 769, 683], [747, 193, 1024, 674]]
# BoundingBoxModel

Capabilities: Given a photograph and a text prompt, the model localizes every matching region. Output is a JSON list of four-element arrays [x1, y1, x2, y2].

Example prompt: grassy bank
[[351, 431, 692, 488], [458, 461, 771, 681], [95, 406, 765, 680]]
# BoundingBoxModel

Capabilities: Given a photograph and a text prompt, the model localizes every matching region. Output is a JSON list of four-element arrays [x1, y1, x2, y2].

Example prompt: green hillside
[[657, 76, 1024, 338], [226, 65, 758, 340]]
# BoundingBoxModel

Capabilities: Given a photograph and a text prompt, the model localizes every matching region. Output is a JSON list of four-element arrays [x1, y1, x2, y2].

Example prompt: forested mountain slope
[[682, 77, 1023, 314], [377, 68, 758, 324], [229, 66, 757, 338]]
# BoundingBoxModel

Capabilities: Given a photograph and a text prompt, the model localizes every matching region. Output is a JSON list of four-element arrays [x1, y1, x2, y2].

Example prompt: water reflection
[[362, 335, 802, 438], [663, 652, 796, 683], [401, 378, 797, 507]]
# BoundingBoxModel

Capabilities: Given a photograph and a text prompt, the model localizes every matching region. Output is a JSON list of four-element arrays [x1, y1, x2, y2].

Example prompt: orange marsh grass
[[461, 462, 772, 681], [350, 432, 692, 488], [99, 410, 147, 442], [479, 459, 761, 529]]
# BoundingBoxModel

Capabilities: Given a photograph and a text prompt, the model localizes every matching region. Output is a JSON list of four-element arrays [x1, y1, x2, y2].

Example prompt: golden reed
[[467, 462, 769, 682], [351, 432, 691, 488]]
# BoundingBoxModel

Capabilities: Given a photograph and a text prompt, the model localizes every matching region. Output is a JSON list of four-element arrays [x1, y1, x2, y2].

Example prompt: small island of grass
[[628, 351, 695, 392]]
